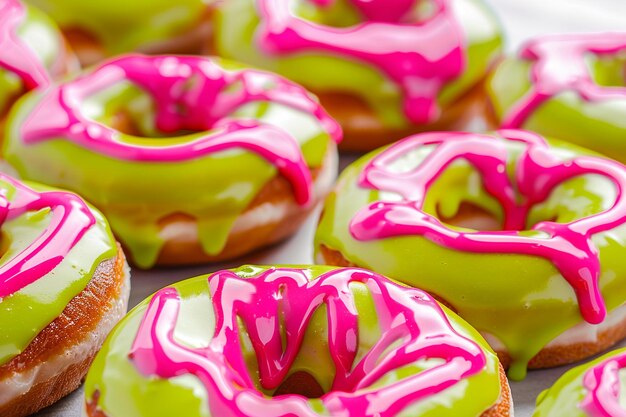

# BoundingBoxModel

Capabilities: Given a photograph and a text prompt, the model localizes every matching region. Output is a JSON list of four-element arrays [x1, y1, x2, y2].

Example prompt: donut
[[211, 0, 503, 151], [314, 129, 626, 380], [533, 347, 626, 416], [0, 173, 129, 417], [487, 33, 626, 164], [27, 0, 214, 65], [0, 0, 74, 122], [83, 265, 511, 417], [4, 55, 341, 269]]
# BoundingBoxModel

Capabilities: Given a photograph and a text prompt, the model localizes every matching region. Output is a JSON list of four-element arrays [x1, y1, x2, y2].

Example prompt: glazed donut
[[487, 33, 626, 164], [0, 174, 129, 417], [533, 347, 626, 417], [211, 0, 503, 151], [4, 55, 341, 269], [315, 129, 626, 380], [84, 265, 511, 417], [0, 0, 74, 122], [27, 0, 214, 65]]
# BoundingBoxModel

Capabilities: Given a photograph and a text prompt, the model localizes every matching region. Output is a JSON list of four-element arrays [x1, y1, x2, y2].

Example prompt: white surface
[[34, 0, 626, 416]]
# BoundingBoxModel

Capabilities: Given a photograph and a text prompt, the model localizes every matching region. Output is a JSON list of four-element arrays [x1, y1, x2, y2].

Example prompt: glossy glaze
[[5, 55, 340, 268], [488, 33, 626, 163], [0, 0, 68, 115], [534, 347, 626, 417], [315, 130, 626, 379], [215, 0, 502, 129], [256, 0, 464, 124], [501, 34, 626, 129], [0, 175, 117, 365], [85, 265, 503, 417], [0, 0, 49, 90]]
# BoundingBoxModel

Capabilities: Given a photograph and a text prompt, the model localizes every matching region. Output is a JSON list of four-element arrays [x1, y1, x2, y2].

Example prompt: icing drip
[[0, 174, 96, 298], [581, 351, 626, 417], [0, 0, 50, 90], [19, 55, 342, 205], [129, 267, 487, 416], [501, 33, 626, 128], [256, 0, 465, 124], [350, 129, 626, 325]]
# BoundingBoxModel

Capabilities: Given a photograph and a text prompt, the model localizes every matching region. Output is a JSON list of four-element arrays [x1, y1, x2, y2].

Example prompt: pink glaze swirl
[[0, 0, 51, 90], [350, 129, 626, 324], [581, 351, 626, 417], [501, 33, 626, 128], [19, 55, 343, 205], [129, 267, 488, 416], [0, 174, 96, 298], [256, 0, 465, 124]]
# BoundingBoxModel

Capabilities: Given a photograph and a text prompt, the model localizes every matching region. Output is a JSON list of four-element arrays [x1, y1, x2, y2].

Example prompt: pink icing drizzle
[[19, 55, 343, 205], [129, 267, 488, 416], [501, 33, 626, 128], [0, 174, 96, 298], [256, 0, 465, 124], [350, 129, 626, 324], [581, 351, 626, 417], [0, 0, 51, 91]]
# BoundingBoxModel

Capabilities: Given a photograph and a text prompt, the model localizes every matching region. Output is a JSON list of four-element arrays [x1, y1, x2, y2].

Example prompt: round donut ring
[[84, 265, 511, 417], [212, 0, 503, 151], [4, 54, 341, 268], [315, 129, 626, 380]]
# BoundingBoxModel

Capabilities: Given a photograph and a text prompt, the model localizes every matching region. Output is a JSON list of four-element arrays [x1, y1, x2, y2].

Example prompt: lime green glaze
[[3, 68, 333, 269], [533, 347, 626, 416], [314, 137, 626, 380], [25, 0, 210, 55], [0, 3, 66, 116], [487, 55, 626, 164], [0, 179, 118, 366], [84, 265, 502, 417], [214, 0, 503, 129]]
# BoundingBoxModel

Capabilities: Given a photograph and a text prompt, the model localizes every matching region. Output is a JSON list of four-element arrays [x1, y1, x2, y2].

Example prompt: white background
[[37, 0, 626, 415]]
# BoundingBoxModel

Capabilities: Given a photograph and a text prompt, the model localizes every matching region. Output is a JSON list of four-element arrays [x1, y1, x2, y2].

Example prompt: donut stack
[[1, 0, 626, 416]]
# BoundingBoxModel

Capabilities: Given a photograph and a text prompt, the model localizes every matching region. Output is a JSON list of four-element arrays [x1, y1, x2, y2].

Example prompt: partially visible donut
[[4, 55, 341, 268], [0, 174, 129, 417], [487, 33, 626, 164], [0, 0, 75, 122], [212, 0, 503, 151], [533, 347, 626, 417], [84, 265, 511, 417]]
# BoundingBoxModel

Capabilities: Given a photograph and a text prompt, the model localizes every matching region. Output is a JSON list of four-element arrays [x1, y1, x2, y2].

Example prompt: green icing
[[214, 0, 503, 129], [3, 70, 333, 269], [84, 265, 502, 417], [314, 137, 626, 380], [487, 55, 626, 164], [25, 0, 209, 54], [533, 347, 626, 417], [0, 179, 118, 365], [0, 3, 65, 116]]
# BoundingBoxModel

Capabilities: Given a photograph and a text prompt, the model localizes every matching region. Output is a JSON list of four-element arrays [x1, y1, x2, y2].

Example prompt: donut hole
[[587, 52, 626, 88], [272, 371, 326, 398], [83, 81, 206, 139], [0, 229, 10, 259], [237, 282, 389, 399], [425, 164, 615, 232], [436, 201, 502, 231]]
